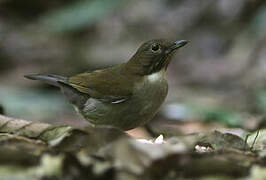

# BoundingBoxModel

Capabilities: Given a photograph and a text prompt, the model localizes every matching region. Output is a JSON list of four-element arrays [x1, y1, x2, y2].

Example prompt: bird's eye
[[151, 44, 160, 52]]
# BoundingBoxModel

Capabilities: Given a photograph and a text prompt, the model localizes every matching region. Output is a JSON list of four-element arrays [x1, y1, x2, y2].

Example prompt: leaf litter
[[0, 115, 265, 180]]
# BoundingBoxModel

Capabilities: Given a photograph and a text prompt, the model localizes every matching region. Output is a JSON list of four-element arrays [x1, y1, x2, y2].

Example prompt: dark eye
[[151, 44, 160, 52]]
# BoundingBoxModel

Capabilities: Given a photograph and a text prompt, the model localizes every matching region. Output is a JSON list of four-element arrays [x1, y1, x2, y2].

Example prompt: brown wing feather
[[68, 64, 137, 101]]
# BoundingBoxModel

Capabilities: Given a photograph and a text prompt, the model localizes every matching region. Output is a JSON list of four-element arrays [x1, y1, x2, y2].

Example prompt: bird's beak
[[166, 40, 188, 54]]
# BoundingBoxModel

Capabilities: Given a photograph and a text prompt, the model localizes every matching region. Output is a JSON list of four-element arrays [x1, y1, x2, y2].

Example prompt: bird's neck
[[122, 60, 166, 85], [123, 56, 144, 76], [125, 53, 162, 76]]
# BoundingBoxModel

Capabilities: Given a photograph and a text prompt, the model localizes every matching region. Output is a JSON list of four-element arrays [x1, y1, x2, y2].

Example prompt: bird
[[25, 39, 188, 130]]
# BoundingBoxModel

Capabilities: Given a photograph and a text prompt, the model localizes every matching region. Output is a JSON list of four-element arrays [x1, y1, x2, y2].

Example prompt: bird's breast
[[135, 70, 168, 93], [133, 70, 168, 115]]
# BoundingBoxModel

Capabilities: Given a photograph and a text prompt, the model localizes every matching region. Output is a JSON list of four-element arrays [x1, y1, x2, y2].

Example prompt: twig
[[250, 130, 260, 151]]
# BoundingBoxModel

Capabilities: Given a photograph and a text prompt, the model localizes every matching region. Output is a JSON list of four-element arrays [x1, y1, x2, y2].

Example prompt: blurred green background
[[0, 0, 266, 132]]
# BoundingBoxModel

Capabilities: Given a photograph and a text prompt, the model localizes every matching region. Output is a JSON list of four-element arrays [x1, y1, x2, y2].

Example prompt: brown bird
[[25, 39, 188, 130]]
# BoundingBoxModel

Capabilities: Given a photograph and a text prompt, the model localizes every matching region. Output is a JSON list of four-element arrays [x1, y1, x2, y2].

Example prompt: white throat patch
[[147, 71, 164, 83]]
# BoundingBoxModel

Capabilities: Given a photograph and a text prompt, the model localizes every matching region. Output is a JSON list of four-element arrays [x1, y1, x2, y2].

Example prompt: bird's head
[[126, 39, 188, 75]]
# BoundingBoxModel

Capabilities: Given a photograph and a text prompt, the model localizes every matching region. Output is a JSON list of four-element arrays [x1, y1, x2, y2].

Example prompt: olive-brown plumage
[[25, 39, 188, 130]]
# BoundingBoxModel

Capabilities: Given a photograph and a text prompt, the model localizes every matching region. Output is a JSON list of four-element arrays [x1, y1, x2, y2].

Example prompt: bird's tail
[[24, 74, 67, 87]]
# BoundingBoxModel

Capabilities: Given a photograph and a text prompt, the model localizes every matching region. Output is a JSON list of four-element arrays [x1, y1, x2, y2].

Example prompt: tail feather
[[25, 73, 89, 109], [24, 74, 67, 87]]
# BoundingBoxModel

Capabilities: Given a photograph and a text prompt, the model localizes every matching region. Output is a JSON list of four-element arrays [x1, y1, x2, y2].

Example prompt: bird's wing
[[67, 65, 135, 103]]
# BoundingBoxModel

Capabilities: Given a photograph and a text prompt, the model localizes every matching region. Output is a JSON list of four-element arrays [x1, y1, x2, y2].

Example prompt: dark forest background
[[0, 0, 266, 135]]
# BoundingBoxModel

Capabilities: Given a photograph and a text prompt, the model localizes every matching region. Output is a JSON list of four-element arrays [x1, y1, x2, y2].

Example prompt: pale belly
[[80, 72, 168, 130]]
